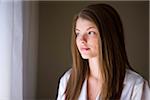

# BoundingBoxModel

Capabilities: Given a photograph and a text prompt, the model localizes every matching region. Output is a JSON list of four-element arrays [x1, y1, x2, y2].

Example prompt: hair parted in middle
[[65, 3, 132, 100]]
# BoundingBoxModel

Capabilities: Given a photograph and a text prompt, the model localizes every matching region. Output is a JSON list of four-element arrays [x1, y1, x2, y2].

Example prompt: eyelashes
[[75, 32, 80, 36], [88, 31, 96, 35], [75, 31, 96, 37]]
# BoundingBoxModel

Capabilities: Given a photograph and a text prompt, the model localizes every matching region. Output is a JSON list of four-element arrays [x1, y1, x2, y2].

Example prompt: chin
[[81, 54, 90, 59]]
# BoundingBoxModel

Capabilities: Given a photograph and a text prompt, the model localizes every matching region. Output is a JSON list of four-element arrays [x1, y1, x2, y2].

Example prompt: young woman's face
[[75, 17, 100, 59]]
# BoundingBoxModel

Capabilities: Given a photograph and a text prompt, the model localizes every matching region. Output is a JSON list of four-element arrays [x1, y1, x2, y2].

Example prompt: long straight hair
[[65, 4, 132, 100]]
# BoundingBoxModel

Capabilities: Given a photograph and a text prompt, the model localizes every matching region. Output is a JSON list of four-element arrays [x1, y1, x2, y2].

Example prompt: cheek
[[96, 40, 99, 50], [76, 38, 80, 49], [90, 38, 98, 45], [90, 39, 99, 50]]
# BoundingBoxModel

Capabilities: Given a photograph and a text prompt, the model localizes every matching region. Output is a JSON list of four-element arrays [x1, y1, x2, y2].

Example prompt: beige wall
[[23, 1, 38, 100], [37, 1, 149, 99]]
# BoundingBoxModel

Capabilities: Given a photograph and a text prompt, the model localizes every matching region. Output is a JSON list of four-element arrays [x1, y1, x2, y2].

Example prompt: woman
[[57, 3, 150, 100]]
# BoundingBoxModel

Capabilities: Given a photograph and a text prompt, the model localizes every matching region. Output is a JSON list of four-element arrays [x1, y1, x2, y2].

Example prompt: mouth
[[80, 47, 90, 52]]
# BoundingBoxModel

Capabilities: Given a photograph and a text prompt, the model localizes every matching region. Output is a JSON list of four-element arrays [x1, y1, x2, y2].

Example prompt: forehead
[[75, 17, 97, 30]]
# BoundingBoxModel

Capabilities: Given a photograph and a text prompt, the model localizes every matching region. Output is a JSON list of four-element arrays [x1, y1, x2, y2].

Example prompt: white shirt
[[57, 69, 150, 100]]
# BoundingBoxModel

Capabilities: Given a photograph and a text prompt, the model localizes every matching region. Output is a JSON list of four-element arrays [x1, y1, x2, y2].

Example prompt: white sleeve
[[57, 77, 66, 100], [57, 69, 71, 100], [141, 80, 150, 100], [132, 79, 150, 100], [131, 80, 144, 100]]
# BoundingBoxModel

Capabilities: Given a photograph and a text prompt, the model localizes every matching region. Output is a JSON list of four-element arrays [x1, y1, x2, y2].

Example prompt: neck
[[88, 57, 102, 80]]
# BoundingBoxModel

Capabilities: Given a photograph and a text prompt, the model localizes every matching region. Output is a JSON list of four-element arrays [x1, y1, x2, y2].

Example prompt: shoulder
[[60, 68, 72, 84], [57, 69, 72, 100], [124, 69, 144, 85], [58, 68, 72, 91], [122, 69, 150, 100]]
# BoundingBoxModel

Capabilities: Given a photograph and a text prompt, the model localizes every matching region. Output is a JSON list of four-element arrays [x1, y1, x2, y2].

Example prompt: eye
[[75, 32, 80, 36], [88, 31, 96, 35]]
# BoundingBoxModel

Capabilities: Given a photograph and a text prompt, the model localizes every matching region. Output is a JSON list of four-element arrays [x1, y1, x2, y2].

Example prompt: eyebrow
[[75, 26, 96, 31]]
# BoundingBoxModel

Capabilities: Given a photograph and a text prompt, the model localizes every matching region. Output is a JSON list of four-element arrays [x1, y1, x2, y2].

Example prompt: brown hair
[[65, 3, 132, 100]]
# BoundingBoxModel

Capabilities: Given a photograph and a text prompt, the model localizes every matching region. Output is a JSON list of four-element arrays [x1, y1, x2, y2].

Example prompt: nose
[[80, 34, 87, 44]]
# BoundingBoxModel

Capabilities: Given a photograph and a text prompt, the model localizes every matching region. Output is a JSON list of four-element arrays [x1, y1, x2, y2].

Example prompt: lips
[[80, 47, 90, 52]]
